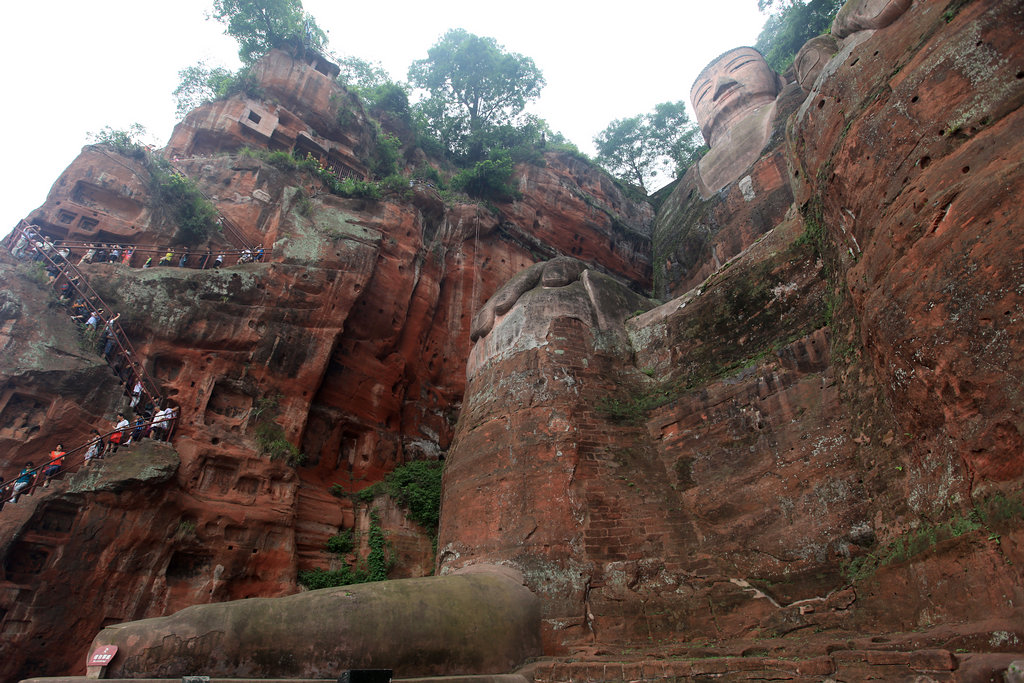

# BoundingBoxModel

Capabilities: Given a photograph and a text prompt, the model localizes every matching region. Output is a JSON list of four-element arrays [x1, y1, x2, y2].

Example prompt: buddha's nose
[[713, 76, 739, 101]]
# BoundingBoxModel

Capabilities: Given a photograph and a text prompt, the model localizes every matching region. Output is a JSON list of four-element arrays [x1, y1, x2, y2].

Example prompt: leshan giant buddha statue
[[690, 46, 785, 198]]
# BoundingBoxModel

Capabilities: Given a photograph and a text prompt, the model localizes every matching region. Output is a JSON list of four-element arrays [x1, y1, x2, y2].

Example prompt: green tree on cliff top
[[408, 28, 545, 161], [755, 0, 844, 72], [210, 0, 328, 65], [173, 0, 322, 116], [172, 62, 263, 118], [337, 56, 413, 122], [594, 101, 705, 194], [337, 56, 392, 93]]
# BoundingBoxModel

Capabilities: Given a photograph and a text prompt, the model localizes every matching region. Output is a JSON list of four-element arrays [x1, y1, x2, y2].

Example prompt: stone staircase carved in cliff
[[524, 648, 1021, 682], [0, 412, 172, 510], [0, 222, 179, 504], [6, 222, 165, 403]]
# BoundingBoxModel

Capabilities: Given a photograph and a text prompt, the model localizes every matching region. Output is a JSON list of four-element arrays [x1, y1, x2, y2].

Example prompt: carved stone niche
[[4, 541, 52, 579], [165, 551, 213, 580], [151, 355, 184, 383], [0, 392, 50, 442], [198, 456, 239, 494], [33, 501, 81, 535], [203, 380, 254, 430]]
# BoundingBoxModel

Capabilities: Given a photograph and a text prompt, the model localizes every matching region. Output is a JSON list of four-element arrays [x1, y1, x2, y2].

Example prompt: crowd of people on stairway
[[1, 223, 186, 509], [9, 224, 159, 397], [1, 403, 178, 507], [11, 226, 266, 272]]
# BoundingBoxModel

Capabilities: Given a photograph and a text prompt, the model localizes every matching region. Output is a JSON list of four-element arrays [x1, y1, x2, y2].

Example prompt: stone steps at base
[[22, 676, 529, 683], [520, 650, 1024, 682], [16, 653, 1024, 683]]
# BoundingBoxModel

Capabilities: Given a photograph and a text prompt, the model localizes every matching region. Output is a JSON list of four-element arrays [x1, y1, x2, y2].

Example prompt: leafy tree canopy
[[408, 28, 545, 161], [210, 0, 327, 65], [451, 148, 518, 202], [337, 56, 412, 121], [337, 56, 392, 93], [754, 0, 844, 73], [594, 101, 706, 194], [87, 124, 150, 158]]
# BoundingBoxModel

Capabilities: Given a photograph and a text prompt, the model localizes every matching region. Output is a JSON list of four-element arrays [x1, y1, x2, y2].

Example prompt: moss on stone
[[65, 442, 179, 494]]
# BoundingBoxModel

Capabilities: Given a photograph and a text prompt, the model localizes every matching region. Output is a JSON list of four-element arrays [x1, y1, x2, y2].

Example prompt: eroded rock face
[[441, 0, 1024, 660], [4, 1, 1024, 678], [440, 266, 658, 650], [167, 49, 374, 177], [0, 49, 653, 681], [0, 441, 182, 679], [442, 218, 850, 651], [789, 0, 1024, 489], [0, 259, 122, 461], [831, 0, 912, 39], [24, 146, 155, 245]]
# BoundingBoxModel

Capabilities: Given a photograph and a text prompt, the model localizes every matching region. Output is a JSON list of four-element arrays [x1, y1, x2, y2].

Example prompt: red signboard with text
[[87, 645, 117, 667]]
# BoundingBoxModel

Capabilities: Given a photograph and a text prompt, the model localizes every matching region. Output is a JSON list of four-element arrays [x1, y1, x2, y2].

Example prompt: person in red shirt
[[42, 444, 65, 486]]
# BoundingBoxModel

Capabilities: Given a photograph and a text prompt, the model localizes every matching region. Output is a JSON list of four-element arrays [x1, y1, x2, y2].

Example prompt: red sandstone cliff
[[0, 49, 652, 681], [441, 0, 1024, 675], [2, 1, 1023, 680]]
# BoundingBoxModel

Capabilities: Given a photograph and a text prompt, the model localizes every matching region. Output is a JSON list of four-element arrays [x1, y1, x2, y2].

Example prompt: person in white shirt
[[130, 380, 144, 408], [105, 413, 130, 454]]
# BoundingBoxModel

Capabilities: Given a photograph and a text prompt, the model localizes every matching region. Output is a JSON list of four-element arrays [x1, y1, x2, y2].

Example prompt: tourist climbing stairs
[[0, 414, 173, 511], [1, 166, 277, 509], [41, 239, 267, 269], [0, 222, 179, 508], [6, 221, 163, 402]]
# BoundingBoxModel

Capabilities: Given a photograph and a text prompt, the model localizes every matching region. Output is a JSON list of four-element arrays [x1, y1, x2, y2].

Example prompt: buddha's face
[[690, 48, 781, 148]]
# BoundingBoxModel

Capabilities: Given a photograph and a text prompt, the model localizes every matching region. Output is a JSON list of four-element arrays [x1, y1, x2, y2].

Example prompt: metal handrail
[[6, 221, 164, 406], [0, 414, 176, 504], [51, 241, 265, 256], [48, 241, 269, 268]]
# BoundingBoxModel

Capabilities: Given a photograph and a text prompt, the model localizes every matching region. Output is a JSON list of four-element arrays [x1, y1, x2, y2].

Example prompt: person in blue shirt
[[10, 462, 35, 503]]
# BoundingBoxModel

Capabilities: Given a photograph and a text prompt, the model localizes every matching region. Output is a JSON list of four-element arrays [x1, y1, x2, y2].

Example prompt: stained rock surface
[[92, 569, 541, 679], [2, 1, 1024, 680], [0, 49, 650, 681], [441, 0, 1024, 668]]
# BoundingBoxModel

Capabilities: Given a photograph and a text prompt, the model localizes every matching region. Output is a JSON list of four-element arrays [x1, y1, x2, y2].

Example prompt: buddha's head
[[690, 47, 782, 148]]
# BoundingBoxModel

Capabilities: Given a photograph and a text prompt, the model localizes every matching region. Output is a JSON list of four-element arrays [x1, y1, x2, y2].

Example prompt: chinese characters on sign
[[87, 645, 117, 667]]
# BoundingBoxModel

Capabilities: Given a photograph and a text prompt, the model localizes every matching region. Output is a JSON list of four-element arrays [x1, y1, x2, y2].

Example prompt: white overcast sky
[[0, 0, 767, 233]]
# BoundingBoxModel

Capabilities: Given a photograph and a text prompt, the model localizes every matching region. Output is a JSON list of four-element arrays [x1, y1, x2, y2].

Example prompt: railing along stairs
[[0, 414, 176, 508], [4, 221, 165, 407]]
